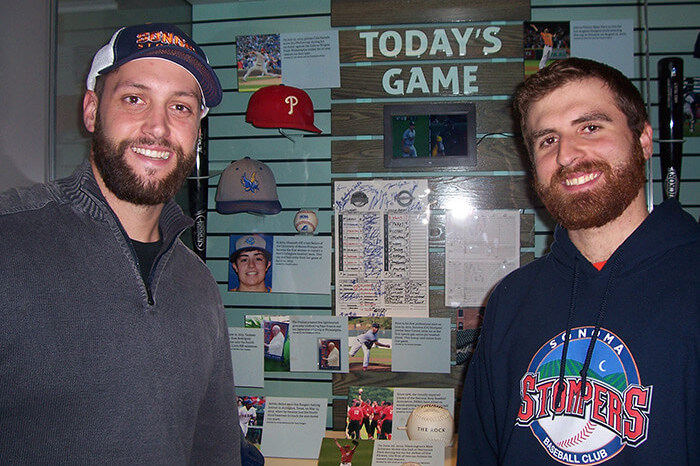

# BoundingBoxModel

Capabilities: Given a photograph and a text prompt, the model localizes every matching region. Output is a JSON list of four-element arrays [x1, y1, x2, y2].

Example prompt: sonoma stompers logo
[[516, 326, 652, 465]]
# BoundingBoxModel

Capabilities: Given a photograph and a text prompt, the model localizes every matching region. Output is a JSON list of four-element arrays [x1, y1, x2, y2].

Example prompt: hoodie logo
[[516, 327, 652, 464], [240, 171, 260, 193]]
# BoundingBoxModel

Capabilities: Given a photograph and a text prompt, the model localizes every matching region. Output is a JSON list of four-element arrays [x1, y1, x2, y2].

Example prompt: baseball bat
[[188, 116, 209, 261], [657, 57, 684, 200]]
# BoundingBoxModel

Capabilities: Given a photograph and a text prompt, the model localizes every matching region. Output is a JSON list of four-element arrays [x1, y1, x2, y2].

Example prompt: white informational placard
[[260, 397, 327, 459], [571, 19, 634, 77], [334, 179, 430, 317], [289, 315, 349, 372], [444, 209, 520, 307], [271, 236, 331, 294], [392, 388, 455, 443], [391, 318, 451, 373], [372, 440, 445, 466], [281, 30, 340, 89], [229, 327, 264, 388]]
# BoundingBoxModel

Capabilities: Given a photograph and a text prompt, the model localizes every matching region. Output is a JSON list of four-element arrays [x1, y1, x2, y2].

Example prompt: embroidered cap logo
[[285, 95, 299, 115]]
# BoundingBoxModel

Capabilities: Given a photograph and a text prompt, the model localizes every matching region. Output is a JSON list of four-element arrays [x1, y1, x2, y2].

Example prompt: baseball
[[402, 404, 453, 445], [294, 209, 318, 233]]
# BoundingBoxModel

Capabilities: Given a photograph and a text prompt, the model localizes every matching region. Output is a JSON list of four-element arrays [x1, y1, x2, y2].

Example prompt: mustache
[[549, 160, 609, 185], [125, 137, 177, 151]]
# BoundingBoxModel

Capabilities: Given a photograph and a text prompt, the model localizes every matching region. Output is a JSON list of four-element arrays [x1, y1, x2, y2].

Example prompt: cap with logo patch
[[246, 84, 321, 133], [86, 23, 222, 114], [215, 157, 282, 215]]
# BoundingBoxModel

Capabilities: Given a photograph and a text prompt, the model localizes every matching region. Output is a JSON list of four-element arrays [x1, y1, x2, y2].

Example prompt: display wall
[[189, 0, 700, 432]]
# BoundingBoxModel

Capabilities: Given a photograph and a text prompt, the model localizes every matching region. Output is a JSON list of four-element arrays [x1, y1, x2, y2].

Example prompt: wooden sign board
[[331, 0, 530, 26], [338, 25, 525, 63], [331, 62, 523, 100]]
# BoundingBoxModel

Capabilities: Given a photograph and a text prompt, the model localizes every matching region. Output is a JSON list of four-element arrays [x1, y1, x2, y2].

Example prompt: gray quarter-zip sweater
[[0, 161, 241, 465]]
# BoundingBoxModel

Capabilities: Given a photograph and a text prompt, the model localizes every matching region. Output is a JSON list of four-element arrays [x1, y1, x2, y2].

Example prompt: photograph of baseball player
[[389, 112, 474, 161], [390, 115, 428, 158], [348, 317, 392, 372], [228, 234, 274, 292], [237, 396, 265, 447], [523, 21, 570, 76], [245, 315, 291, 371], [317, 436, 373, 466], [319, 338, 341, 370], [345, 386, 394, 441], [236, 34, 282, 92]]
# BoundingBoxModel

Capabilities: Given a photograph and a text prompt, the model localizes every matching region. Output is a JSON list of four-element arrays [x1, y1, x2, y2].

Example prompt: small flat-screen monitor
[[383, 102, 477, 168]]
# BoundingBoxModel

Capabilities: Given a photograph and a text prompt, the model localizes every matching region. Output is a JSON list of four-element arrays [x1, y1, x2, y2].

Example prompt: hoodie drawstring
[[554, 258, 579, 412], [554, 254, 621, 414]]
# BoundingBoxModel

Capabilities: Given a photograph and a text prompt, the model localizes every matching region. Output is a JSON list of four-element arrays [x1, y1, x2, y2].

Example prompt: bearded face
[[90, 114, 197, 206], [534, 139, 647, 230]]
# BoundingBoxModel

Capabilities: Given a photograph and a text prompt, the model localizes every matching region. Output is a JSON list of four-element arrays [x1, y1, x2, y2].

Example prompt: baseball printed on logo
[[516, 326, 653, 465]]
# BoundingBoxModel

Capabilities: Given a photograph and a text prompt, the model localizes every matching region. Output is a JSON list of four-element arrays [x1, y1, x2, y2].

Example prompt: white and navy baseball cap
[[215, 157, 282, 215], [231, 234, 271, 262], [86, 23, 222, 115]]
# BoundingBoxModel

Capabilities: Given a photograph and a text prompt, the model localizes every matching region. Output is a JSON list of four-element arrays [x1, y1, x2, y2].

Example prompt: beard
[[534, 140, 647, 230], [91, 116, 196, 206]]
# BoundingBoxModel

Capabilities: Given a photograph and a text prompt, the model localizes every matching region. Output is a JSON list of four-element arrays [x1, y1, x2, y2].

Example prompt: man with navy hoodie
[[457, 58, 700, 464]]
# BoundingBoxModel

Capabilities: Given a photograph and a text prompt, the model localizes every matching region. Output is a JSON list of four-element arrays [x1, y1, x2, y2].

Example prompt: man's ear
[[83, 90, 99, 133], [639, 122, 653, 160]]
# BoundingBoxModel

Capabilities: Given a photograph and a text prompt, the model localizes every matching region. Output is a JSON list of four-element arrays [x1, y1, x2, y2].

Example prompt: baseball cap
[[215, 157, 282, 215], [86, 23, 222, 114], [246, 85, 322, 133], [231, 234, 271, 262]]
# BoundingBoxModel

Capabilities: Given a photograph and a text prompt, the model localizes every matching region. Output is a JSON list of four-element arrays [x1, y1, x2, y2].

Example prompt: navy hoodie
[[457, 198, 700, 465]]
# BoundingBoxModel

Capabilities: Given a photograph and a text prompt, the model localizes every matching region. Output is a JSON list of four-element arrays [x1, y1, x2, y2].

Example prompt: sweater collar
[[57, 160, 193, 245]]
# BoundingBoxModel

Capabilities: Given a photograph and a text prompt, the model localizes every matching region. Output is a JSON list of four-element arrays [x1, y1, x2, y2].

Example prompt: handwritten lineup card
[[334, 179, 430, 317], [444, 209, 520, 307]]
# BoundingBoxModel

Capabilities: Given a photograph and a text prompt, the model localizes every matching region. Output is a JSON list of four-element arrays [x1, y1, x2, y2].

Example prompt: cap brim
[[247, 119, 322, 134], [216, 199, 282, 215]]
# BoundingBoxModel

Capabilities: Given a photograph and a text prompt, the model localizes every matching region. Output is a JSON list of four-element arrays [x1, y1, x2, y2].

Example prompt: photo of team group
[[345, 386, 394, 441], [238, 395, 265, 447], [236, 34, 282, 91]]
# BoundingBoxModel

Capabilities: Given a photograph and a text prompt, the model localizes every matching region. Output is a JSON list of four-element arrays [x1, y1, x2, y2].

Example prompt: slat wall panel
[[192, 0, 700, 429], [192, 2, 337, 406]]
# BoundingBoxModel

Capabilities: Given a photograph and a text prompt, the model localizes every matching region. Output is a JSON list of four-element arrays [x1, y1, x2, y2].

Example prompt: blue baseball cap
[[86, 23, 222, 114]]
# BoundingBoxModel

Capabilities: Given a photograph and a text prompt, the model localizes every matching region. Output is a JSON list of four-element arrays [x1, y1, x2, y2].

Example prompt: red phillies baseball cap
[[246, 85, 322, 133]]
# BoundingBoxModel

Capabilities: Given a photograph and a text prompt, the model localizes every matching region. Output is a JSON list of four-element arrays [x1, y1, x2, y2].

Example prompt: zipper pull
[[146, 285, 155, 306]]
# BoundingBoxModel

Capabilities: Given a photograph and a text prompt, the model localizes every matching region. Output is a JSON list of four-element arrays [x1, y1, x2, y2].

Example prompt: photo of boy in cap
[[228, 234, 273, 292]]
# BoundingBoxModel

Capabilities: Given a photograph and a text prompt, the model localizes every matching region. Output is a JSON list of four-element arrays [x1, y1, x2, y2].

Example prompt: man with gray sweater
[[0, 23, 246, 464]]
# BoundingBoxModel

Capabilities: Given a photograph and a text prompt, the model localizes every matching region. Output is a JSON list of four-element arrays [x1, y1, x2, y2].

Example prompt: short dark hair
[[93, 75, 106, 99], [230, 247, 271, 264], [513, 57, 648, 157]]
